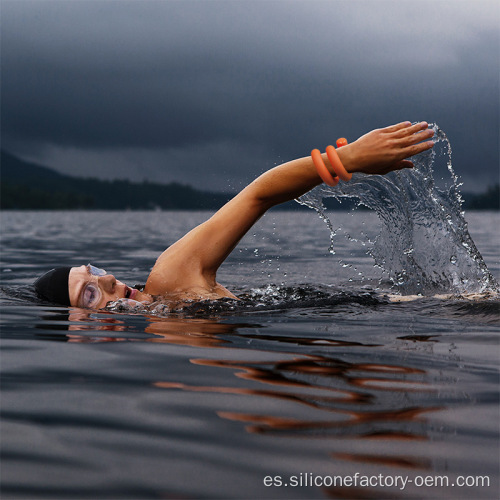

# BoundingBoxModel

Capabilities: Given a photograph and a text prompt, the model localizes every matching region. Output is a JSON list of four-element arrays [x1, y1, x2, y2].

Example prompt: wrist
[[336, 144, 357, 174]]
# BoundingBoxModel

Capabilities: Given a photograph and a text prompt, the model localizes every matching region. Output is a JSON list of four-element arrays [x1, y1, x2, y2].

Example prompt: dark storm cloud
[[2, 0, 498, 192]]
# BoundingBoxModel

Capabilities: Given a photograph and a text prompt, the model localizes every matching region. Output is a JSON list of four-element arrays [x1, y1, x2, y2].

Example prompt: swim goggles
[[78, 264, 107, 309]]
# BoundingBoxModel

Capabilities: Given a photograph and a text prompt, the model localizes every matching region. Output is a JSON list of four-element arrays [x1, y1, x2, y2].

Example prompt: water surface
[[1, 207, 498, 499]]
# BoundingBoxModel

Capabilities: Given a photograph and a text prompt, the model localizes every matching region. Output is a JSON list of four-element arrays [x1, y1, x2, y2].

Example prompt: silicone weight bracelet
[[326, 145, 352, 181], [311, 149, 339, 187]]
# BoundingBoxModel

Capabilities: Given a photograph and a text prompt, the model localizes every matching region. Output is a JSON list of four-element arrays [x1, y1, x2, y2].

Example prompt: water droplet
[[450, 255, 457, 265]]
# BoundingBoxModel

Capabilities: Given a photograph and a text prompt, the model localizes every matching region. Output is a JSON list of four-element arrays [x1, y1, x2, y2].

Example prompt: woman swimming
[[34, 121, 435, 309]]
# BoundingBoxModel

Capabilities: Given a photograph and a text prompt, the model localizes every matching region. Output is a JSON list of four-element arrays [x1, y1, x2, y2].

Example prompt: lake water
[[1, 206, 499, 499]]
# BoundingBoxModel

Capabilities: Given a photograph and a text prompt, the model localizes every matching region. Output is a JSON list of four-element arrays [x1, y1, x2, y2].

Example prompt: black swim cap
[[34, 267, 72, 306]]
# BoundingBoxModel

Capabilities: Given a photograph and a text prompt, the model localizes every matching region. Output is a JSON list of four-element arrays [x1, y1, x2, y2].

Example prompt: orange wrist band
[[311, 149, 338, 187], [326, 144, 352, 181]]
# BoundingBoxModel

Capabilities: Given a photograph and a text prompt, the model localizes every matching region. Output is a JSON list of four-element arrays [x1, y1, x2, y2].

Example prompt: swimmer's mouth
[[125, 286, 137, 300]]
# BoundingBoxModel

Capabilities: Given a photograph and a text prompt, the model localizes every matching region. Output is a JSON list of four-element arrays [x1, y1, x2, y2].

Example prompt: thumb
[[393, 160, 414, 171]]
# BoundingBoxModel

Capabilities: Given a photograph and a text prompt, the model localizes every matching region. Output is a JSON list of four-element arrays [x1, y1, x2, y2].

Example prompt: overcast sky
[[2, 0, 498, 193]]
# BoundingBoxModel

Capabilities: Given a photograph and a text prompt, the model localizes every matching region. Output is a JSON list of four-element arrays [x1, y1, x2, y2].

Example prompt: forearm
[[248, 154, 327, 209]]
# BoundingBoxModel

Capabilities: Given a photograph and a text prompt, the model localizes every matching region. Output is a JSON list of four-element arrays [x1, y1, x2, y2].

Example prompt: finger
[[396, 160, 414, 170], [382, 160, 413, 174], [383, 121, 412, 133], [402, 140, 434, 158], [393, 121, 429, 139], [400, 127, 434, 147]]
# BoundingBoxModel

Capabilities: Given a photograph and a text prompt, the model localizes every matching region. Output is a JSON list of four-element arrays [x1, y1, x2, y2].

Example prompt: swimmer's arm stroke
[[145, 122, 434, 295]]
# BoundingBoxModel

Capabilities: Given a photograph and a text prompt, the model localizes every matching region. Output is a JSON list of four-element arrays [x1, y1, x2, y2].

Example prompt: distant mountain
[[1, 150, 67, 181], [1, 150, 498, 210], [0, 150, 233, 210]]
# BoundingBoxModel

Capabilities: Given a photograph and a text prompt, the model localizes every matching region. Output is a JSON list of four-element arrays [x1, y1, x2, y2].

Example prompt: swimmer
[[34, 121, 434, 309]]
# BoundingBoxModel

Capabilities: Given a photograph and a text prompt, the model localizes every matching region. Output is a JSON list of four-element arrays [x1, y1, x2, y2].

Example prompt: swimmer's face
[[68, 265, 148, 309]]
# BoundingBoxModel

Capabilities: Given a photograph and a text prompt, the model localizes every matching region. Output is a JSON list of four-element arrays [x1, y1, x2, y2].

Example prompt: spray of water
[[298, 124, 498, 295]]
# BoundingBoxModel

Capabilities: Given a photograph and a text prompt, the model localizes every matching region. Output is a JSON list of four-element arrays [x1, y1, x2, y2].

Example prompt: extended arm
[[145, 121, 434, 295]]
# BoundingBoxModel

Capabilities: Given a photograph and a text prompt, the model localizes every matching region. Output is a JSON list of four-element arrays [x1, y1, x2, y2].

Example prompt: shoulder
[[144, 251, 195, 296]]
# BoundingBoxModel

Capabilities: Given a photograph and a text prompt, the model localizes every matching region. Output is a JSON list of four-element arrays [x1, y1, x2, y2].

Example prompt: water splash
[[298, 124, 498, 295], [104, 285, 383, 317]]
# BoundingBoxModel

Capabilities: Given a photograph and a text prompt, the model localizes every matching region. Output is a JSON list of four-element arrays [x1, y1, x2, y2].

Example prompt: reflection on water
[[55, 311, 443, 464], [153, 335, 440, 444]]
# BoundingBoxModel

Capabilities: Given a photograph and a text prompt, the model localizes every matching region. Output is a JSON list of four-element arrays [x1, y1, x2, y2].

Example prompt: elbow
[[251, 193, 274, 213], [248, 178, 280, 210]]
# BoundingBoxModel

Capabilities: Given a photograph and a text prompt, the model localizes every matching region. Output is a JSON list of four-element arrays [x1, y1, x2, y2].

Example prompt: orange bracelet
[[326, 145, 352, 181], [311, 149, 339, 187]]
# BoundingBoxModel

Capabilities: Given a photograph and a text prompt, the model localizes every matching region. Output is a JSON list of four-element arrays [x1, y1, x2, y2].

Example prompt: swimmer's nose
[[99, 274, 117, 293]]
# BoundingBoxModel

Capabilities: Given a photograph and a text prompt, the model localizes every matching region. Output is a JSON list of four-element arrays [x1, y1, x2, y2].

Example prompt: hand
[[337, 121, 435, 175]]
